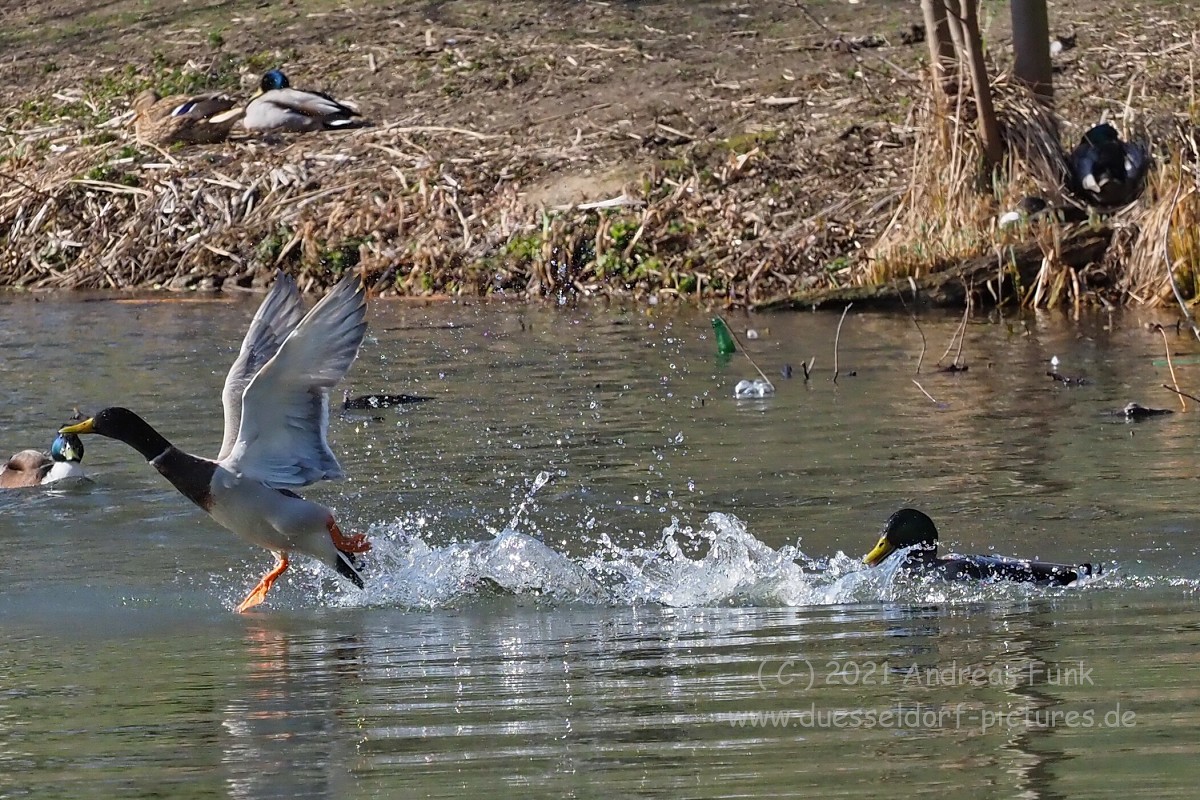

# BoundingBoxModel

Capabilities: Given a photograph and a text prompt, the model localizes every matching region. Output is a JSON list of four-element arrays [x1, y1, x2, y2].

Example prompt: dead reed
[[0, 104, 890, 302]]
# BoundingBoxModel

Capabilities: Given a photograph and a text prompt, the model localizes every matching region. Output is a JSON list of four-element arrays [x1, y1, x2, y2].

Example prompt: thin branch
[[833, 303, 853, 383], [912, 379, 939, 405], [1162, 384, 1200, 405], [1155, 325, 1186, 411], [897, 284, 927, 374], [714, 314, 775, 390], [939, 302, 970, 365], [953, 291, 972, 366]]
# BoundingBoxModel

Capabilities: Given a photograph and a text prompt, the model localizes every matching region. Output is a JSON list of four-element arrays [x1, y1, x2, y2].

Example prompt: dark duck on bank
[[61, 272, 372, 612], [863, 508, 1099, 585], [1069, 123, 1149, 208]]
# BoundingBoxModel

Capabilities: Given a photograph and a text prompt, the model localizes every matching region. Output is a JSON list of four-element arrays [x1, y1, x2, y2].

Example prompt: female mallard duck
[[863, 508, 1099, 585], [0, 433, 87, 489], [61, 272, 370, 612], [132, 89, 245, 146], [1069, 123, 1149, 207], [243, 69, 361, 133]]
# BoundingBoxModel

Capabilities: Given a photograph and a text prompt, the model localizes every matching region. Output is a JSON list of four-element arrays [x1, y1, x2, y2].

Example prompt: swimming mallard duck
[[61, 272, 370, 612], [0, 433, 87, 489], [1069, 123, 1149, 207], [132, 89, 244, 146], [863, 508, 1099, 585], [242, 69, 361, 133], [341, 390, 431, 409]]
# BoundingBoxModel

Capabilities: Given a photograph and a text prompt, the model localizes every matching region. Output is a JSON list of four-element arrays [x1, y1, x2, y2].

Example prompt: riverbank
[[1, 0, 1197, 306]]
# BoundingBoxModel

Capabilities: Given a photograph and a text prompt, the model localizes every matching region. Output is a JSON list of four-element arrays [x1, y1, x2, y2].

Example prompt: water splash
[[297, 512, 1140, 611]]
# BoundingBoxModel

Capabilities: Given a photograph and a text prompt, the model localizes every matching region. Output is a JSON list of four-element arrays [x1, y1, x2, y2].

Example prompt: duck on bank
[[1068, 122, 1149, 208], [132, 89, 245, 146], [243, 69, 362, 133]]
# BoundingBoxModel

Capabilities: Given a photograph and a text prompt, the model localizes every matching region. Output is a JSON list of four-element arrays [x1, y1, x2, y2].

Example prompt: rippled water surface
[[2, 293, 1199, 798]]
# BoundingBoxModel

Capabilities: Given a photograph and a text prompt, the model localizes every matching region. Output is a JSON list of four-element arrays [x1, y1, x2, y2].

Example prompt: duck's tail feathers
[[325, 116, 369, 130], [335, 549, 366, 588]]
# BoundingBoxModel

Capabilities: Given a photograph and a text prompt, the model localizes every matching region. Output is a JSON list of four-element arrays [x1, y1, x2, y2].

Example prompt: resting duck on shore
[[0, 433, 87, 488], [863, 508, 1099, 585], [243, 69, 361, 133], [1069, 123, 1149, 207], [132, 89, 244, 146], [61, 272, 371, 612]]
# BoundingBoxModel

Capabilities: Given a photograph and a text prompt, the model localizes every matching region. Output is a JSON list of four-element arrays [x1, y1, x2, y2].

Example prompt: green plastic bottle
[[711, 317, 737, 355]]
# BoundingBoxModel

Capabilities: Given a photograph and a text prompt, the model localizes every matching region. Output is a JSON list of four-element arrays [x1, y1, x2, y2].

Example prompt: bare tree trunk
[[1011, 0, 1053, 102], [921, 0, 958, 101], [957, 0, 1003, 168], [942, 0, 966, 56]]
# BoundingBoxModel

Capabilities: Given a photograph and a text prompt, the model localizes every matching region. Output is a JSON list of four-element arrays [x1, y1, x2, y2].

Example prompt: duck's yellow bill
[[863, 536, 895, 567], [59, 418, 95, 435]]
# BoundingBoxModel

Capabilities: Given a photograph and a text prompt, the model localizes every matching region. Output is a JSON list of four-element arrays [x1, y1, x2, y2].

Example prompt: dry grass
[[1120, 136, 1200, 306], [0, 112, 876, 301], [4, 0, 1200, 307], [866, 73, 1077, 290]]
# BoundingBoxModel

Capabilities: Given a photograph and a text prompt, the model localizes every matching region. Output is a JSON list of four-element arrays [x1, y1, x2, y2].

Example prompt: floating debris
[[1047, 371, 1088, 386], [1117, 402, 1173, 420], [734, 379, 775, 398], [712, 317, 737, 355]]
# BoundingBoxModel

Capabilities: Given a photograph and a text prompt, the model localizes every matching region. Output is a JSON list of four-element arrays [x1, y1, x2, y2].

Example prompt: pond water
[[1, 292, 1198, 798]]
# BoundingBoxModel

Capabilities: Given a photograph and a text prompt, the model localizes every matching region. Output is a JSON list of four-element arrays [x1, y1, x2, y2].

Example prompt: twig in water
[[714, 314, 775, 390], [801, 357, 816, 382], [833, 303, 853, 383], [954, 292, 972, 366], [912, 379, 939, 405], [897, 286, 927, 374], [1154, 324, 1186, 411], [1162, 384, 1200, 405], [939, 302, 970, 367]]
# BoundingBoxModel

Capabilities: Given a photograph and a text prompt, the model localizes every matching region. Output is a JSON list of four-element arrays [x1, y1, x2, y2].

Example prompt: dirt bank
[[1, 0, 1197, 305]]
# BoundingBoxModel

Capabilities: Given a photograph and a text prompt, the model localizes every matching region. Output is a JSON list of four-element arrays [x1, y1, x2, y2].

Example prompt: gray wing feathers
[[218, 272, 306, 461], [225, 274, 367, 487]]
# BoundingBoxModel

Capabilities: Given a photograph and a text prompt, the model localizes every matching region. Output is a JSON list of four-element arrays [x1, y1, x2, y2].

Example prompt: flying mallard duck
[[132, 89, 245, 146], [1069, 123, 1149, 207], [61, 272, 370, 612], [0, 433, 87, 489], [863, 508, 1099, 585], [242, 69, 361, 133]]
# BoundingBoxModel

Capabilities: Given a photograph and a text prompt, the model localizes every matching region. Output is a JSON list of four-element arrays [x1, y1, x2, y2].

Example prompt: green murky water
[[1, 294, 1197, 798]]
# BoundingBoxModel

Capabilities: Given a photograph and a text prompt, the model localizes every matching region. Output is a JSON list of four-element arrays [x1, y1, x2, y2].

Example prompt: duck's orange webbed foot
[[327, 518, 371, 553], [236, 554, 290, 613]]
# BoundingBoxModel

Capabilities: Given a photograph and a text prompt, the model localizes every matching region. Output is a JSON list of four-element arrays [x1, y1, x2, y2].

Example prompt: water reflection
[[221, 618, 367, 799]]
